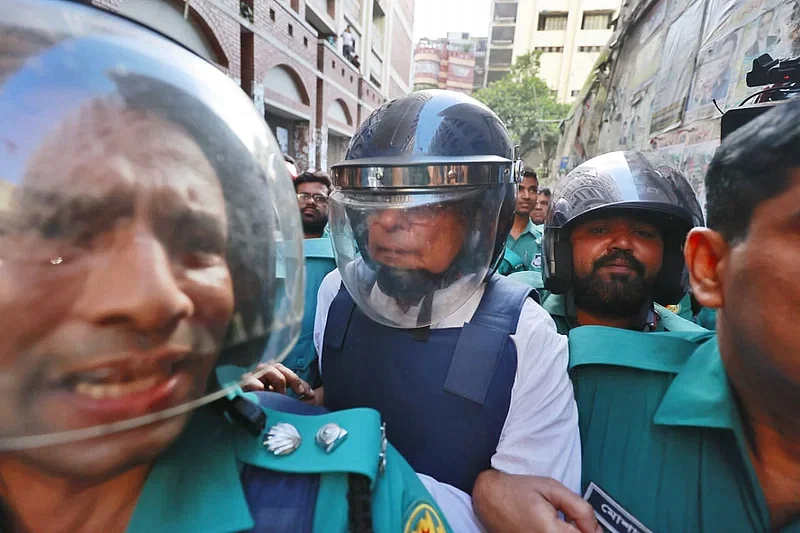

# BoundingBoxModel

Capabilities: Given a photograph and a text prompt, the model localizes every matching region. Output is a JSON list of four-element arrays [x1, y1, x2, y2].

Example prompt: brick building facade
[[92, 0, 415, 172]]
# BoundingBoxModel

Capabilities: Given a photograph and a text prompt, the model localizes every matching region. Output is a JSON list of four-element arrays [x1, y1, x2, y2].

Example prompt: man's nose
[[76, 230, 193, 332], [607, 227, 634, 250], [372, 209, 409, 231]]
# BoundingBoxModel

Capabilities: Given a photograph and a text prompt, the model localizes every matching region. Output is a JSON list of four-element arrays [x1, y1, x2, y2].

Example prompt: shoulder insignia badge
[[404, 503, 446, 533], [666, 304, 680, 314]]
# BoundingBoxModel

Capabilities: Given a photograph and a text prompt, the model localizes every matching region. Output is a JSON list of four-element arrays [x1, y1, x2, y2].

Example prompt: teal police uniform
[[569, 327, 800, 533], [282, 238, 337, 393], [497, 247, 525, 275], [504, 220, 544, 275], [542, 294, 705, 335], [668, 292, 718, 330], [127, 394, 452, 533]]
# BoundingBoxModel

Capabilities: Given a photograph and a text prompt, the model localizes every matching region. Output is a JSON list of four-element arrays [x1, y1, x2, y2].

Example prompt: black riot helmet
[[542, 151, 704, 305], [329, 90, 522, 328], [0, 0, 304, 451]]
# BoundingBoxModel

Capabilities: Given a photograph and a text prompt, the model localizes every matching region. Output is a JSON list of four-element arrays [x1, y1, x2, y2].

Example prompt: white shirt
[[341, 31, 355, 48], [313, 269, 581, 531]]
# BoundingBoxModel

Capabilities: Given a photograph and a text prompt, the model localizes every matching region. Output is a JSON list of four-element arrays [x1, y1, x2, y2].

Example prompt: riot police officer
[[539, 151, 706, 333], [313, 90, 584, 531], [0, 2, 450, 532]]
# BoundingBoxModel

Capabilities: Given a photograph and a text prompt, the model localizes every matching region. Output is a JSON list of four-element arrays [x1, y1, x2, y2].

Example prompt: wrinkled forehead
[[7, 100, 225, 232]]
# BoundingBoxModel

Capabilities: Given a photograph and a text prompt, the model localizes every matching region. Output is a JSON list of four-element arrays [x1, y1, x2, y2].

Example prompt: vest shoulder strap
[[444, 276, 532, 405], [470, 275, 537, 334]]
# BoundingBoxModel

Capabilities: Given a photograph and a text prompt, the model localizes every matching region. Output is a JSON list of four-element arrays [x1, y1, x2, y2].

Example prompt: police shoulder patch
[[404, 503, 446, 533]]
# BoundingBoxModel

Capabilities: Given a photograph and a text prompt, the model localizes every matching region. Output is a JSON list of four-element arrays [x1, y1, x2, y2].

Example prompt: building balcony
[[319, 40, 361, 98], [359, 76, 384, 108]]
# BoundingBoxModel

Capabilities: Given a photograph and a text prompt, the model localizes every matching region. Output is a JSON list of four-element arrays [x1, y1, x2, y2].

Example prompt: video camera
[[721, 53, 800, 140]]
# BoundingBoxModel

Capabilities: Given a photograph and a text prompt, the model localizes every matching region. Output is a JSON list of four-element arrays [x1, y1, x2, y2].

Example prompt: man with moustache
[[281, 171, 336, 398], [296, 171, 331, 239], [472, 151, 705, 530], [0, 3, 451, 532], [567, 97, 800, 532], [541, 151, 705, 334]]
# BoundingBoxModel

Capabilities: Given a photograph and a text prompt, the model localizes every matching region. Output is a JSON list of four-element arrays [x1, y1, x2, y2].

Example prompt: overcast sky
[[412, 0, 492, 41]]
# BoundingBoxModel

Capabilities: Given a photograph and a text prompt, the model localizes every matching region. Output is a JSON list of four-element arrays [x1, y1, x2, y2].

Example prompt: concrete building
[[91, 0, 415, 172], [413, 32, 487, 94], [485, 0, 619, 103]]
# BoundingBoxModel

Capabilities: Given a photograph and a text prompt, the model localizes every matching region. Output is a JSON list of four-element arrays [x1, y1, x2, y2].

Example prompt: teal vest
[[283, 238, 336, 392], [569, 329, 800, 532]]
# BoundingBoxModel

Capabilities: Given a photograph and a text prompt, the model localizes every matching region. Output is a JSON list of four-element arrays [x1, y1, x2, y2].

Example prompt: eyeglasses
[[297, 193, 329, 205]]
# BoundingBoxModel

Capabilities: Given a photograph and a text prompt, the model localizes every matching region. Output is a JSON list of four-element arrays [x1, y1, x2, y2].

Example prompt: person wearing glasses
[[279, 171, 338, 401]]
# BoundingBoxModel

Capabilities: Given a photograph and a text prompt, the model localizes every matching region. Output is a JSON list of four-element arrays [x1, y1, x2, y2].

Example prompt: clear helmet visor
[[328, 183, 506, 328], [0, 0, 304, 452]]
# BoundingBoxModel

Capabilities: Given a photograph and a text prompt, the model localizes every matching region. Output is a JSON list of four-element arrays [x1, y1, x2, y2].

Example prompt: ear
[[684, 227, 728, 309]]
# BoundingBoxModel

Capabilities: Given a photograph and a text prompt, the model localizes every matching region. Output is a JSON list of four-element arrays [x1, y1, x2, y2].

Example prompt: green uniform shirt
[[506, 220, 543, 274], [669, 292, 718, 331], [569, 328, 800, 533], [542, 294, 704, 335], [282, 238, 336, 392], [127, 400, 451, 533]]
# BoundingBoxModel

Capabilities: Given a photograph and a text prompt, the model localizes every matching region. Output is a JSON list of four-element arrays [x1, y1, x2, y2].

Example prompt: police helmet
[[329, 90, 521, 328], [0, 0, 304, 451], [542, 151, 704, 305]]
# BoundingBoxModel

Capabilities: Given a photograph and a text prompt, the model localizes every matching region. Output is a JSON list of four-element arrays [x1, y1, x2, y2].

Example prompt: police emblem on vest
[[404, 503, 446, 533]]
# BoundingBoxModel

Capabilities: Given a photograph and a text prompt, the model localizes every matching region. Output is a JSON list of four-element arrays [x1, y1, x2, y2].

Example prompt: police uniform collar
[[127, 406, 255, 533], [548, 294, 668, 333], [568, 326, 709, 373], [653, 335, 740, 430], [521, 220, 538, 237], [233, 393, 383, 487]]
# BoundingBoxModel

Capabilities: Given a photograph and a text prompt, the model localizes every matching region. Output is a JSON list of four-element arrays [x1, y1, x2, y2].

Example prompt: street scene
[[0, 0, 798, 532]]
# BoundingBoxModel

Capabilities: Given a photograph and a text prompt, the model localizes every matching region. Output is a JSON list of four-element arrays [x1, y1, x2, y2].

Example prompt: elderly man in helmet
[[311, 90, 593, 532], [0, 3, 453, 532]]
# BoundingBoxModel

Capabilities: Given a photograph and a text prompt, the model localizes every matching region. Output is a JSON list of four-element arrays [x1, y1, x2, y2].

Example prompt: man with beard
[[538, 151, 706, 335], [565, 97, 800, 532], [296, 171, 331, 239], [315, 90, 592, 532], [280, 171, 337, 398]]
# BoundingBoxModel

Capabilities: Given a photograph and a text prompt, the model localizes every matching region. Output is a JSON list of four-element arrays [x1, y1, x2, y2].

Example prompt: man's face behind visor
[[0, 100, 234, 480]]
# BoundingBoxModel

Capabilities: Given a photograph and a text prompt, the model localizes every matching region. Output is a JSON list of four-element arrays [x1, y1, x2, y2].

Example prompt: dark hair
[[284, 153, 296, 165], [706, 100, 800, 242], [522, 167, 538, 179], [538, 187, 552, 197], [294, 171, 332, 192]]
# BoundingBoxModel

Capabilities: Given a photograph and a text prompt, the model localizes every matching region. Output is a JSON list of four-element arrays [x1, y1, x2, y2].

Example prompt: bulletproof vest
[[240, 393, 326, 533], [322, 275, 533, 494]]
